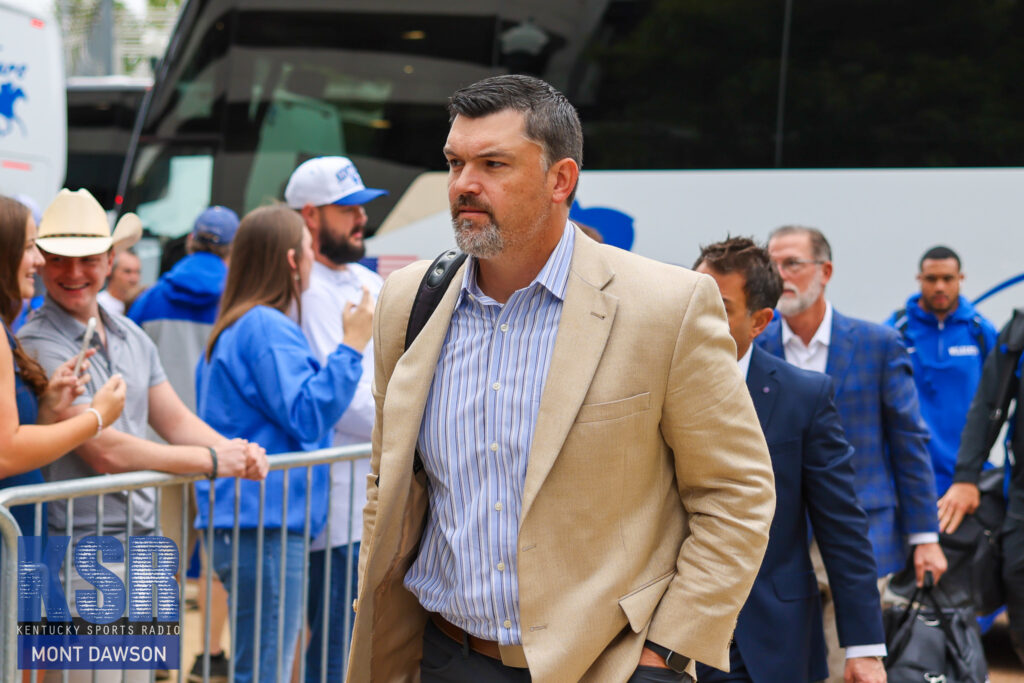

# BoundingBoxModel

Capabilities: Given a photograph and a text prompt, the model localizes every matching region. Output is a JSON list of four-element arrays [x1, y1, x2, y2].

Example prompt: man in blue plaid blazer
[[756, 226, 946, 681]]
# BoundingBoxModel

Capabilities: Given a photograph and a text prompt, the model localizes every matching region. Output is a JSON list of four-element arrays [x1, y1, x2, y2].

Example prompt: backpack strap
[[404, 249, 468, 351], [970, 314, 989, 359], [401, 249, 467, 476], [892, 308, 909, 334]]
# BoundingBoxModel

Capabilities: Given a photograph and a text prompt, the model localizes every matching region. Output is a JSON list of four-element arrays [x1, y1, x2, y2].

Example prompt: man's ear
[[105, 250, 115, 277], [549, 158, 580, 205], [820, 260, 834, 286], [750, 307, 775, 340], [300, 204, 319, 231]]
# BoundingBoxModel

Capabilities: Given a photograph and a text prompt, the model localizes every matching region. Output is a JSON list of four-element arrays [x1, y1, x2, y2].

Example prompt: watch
[[644, 640, 690, 674]]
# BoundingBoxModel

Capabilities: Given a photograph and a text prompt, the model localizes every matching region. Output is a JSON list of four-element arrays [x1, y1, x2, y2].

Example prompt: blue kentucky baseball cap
[[191, 206, 240, 245], [284, 156, 388, 208]]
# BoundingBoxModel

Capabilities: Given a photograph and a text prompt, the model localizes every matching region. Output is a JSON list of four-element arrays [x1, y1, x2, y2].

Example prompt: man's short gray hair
[[768, 225, 832, 262]]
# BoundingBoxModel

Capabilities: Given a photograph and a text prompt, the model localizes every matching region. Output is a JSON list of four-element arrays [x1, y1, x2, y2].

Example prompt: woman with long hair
[[0, 195, 126, 532], [194, 204, 373, 683]]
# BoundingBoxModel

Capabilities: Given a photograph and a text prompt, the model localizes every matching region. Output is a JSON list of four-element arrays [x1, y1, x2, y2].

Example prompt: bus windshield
[[121, 0, 1024, 239], [117, 0, 1024, 322]]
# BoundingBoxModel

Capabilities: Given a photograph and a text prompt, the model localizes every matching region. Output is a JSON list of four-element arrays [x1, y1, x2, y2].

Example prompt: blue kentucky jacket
[[757, 308, 938, 576], [884, 295, 997, 496]]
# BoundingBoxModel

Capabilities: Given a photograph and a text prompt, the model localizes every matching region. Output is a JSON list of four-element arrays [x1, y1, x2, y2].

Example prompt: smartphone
[[73, 316, 97, 376]]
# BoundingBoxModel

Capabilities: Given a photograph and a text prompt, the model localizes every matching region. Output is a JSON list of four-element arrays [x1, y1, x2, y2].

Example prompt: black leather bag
[[883, 577, 988, 683], [891, 467, 1006, 614]]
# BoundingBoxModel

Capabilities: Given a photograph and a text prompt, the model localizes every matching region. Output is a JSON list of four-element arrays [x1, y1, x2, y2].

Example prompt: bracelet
[[207, 447, 218, 480], [85, 407, 103, 437]]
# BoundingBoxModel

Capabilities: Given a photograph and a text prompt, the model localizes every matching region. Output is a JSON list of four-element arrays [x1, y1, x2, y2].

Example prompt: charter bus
[[116, 0, 1024, 323]]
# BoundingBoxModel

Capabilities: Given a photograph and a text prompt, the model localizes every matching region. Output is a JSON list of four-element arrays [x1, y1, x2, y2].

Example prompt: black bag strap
[[405, 249, 468, 351], [403, 249, 467, 476], [985, 308, 1024, 448]]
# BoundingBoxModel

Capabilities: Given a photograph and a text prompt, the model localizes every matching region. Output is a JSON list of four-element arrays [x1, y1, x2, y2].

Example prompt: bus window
[[127, 145, 214, 238]]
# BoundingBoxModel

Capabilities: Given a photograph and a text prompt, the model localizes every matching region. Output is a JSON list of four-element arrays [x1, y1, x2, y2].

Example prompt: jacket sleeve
[[955, 319, 1016, 484], [880, 330, 938, 535], [647, 275, 776, 670], [804, 378, 884, 648], [244, 314, 364, 446]]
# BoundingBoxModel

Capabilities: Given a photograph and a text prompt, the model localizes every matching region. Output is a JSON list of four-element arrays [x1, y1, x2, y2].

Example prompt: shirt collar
[[40, 294, 128, 342], [460, 221, 576, 305], [737, 344, 753, 379], [781, 300, 833, 349]]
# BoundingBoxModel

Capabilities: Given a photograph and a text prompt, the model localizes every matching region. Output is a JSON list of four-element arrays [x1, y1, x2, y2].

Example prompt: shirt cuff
[[908, 532, 939, 545], [846, 644, 887, 658]]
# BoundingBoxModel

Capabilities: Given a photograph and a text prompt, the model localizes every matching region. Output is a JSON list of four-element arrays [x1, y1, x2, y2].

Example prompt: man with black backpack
[[941, 308, 1024, 662], [885, 246, 997, 496]]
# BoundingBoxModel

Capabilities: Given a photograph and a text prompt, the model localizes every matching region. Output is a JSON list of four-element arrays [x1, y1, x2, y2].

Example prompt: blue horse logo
[[0, 82, 27, 137]]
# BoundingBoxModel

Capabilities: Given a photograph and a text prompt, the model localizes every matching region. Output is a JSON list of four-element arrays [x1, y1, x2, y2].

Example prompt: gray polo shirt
[[18, 296, 168, 540]]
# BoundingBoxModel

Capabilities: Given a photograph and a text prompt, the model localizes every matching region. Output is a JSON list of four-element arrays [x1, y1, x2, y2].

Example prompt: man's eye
[[486, 160, 504, 168], [446, 158, 462, 169]]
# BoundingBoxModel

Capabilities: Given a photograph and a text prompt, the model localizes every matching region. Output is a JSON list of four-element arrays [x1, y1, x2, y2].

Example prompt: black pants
[[420, 620, 691, 683], [695, 642, 751, 683], [1002, 515, 1024, 662]]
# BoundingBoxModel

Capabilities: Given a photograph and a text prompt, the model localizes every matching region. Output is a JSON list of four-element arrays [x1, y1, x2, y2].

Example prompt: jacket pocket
[[618, 570, 675, 633], [576, 392, 651, 423], [772, 570, 819, 601]]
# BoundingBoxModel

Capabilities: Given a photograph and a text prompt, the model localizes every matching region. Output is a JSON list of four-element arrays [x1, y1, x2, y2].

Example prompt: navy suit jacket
[[700, 346, 884, 683], [757, 308, 937, 575]]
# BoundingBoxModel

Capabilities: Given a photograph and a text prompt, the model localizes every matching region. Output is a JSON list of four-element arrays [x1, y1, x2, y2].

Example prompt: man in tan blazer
[[347, 74, 775, 683]]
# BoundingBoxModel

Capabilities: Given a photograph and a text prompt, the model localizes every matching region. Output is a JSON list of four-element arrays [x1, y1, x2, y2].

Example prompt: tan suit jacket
[[348, 228, 775, 682]]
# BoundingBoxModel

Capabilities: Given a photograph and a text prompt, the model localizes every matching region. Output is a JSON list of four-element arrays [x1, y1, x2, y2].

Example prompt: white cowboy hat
[[36, 189, 141, 257]]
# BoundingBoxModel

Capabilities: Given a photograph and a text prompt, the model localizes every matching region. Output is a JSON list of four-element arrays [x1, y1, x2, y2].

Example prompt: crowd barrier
[[0, 443, 373, 683]]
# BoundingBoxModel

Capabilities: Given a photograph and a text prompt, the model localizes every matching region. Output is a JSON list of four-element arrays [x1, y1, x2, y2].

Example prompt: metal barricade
[[0, 443, 372, 683]]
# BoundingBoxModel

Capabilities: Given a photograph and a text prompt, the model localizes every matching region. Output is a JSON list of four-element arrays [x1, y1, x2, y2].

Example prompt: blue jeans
[[305, 542, 359, 682], [211, 528, 306, 683]]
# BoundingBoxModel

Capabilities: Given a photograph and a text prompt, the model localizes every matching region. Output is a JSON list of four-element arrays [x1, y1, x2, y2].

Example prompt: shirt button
[[496, 562, 505, 571], [503, 620, 512, 629], [500, 323, 509, 332], [494, 502, 503, 511], [492, 382, 501, 391], [490, 443, 499, 452]]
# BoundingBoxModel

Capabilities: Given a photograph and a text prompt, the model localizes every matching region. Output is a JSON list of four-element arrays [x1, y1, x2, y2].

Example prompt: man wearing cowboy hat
[[18, 190, 269, 681]]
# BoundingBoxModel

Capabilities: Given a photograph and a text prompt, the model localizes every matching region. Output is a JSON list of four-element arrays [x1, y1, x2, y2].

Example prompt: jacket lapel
[[378, 262, 467, 486], [746, 346, 778, 435], [825, 309, 855, 396], [520, 234, 617, 523]]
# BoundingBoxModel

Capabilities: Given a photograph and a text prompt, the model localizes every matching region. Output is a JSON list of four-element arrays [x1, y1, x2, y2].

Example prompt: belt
[[429, 613, 528, 669]]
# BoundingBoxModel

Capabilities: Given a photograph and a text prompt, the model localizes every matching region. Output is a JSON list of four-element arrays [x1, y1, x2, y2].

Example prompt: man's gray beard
[[453, 217, 504, 259], [777, 272, 824, 316]]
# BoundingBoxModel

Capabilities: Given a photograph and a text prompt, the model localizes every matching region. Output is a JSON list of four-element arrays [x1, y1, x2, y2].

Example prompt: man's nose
[[451, 167, 482, 196]]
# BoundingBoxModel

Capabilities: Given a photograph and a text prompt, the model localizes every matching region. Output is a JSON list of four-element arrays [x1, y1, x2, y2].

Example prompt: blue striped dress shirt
[[405, 222, 576, 645]]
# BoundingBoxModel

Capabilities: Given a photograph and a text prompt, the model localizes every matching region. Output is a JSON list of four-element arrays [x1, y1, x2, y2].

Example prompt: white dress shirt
[[301, 259, 382, 550]]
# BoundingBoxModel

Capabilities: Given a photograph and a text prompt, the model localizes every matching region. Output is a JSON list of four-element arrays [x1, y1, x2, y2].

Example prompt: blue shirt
[[885, 294, 998, 496], [405, 223, 575, 645], [194, 305, 363, 535]]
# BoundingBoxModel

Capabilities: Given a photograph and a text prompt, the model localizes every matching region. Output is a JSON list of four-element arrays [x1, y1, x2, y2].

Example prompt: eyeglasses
[[775, 258, 824, 273]]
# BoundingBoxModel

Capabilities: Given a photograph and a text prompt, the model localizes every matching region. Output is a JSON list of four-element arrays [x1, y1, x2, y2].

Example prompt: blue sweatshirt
[[194, 305, 363, 535], [885, 294, 998, 495], [129, 251, 226, 326]]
